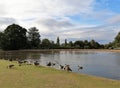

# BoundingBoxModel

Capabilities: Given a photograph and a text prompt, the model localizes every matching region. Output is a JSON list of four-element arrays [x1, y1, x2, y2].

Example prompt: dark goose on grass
[[0, 50, 120, 80]]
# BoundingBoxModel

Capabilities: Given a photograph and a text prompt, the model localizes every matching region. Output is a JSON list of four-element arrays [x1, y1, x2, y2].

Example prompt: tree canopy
[[41, 38, 51, 49], [0, 23, 114, 50], [1, 24, 27, 50], [27, 27, 41, 49]]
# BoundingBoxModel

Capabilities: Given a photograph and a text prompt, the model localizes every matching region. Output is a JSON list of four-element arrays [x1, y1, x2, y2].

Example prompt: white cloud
[[0, 0, 94, 19], [106, 14, 120, 24], [0, 4, 6, 16], [0, 17, 17, 31], [0, 0, 120, 44], [36, 17, 74, 30], [0, 0, 95, 31], [0, 17, 17, 24]]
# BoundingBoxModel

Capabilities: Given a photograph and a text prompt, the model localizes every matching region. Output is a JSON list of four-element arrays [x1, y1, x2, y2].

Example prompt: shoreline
[[0, 59, 119, 88], [0, 49, 119, 80], [0, 49, 120, 53]]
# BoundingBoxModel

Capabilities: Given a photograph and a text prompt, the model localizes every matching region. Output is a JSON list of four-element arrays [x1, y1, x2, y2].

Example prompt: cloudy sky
[[0, 0, 120, 44]]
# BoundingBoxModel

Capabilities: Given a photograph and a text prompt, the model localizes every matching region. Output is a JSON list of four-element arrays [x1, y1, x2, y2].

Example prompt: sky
[[0, 0, 120, 44]]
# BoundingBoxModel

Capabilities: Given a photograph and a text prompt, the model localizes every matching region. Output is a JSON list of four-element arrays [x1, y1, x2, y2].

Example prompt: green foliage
[[113, 32, 120, 48], [84, 40, 90, 49], [0, 24, 107, 50], [1, 24, 27, 50], [72, 39, 101, 49], [28, 27, 41, 49], [0, 32, 4, 48], [41, 38, 51, 49], [56, 37, 60, 46], [107, 32, 120, 49], [89, 39, 100, 49], [74, 40, 84, 49], [65, 39, 67, 46]]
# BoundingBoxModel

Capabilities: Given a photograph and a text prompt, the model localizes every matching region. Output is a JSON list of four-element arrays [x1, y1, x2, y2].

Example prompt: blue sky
[[0, 0, 120, 44], [97, 0, 120, 13]]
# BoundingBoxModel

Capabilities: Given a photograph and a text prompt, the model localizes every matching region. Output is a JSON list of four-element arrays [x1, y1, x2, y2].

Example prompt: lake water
[[0, 50, 120, 80]]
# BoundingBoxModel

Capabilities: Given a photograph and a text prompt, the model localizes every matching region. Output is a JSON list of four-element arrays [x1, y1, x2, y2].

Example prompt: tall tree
[[65, 39, 67, 47], [56, 37, 60, 46], [1, 24, 27, 50], [28, 27, 41, 48]]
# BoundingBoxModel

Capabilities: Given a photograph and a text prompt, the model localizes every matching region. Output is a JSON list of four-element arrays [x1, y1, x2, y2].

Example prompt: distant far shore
[[1, 49, 120, 53], [20, 49, 120, 52]]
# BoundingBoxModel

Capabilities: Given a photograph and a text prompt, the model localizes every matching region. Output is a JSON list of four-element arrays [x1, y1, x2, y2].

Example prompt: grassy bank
[[0, 60, 119, 88]]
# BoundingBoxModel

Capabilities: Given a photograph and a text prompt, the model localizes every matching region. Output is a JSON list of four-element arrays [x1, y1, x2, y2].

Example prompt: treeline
[[105, 32, 120, 49], [0, 24, 106, 50], [0, 24, 40, 50]]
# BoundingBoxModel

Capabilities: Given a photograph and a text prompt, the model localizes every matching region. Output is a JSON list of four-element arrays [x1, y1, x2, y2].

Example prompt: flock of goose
[[7, 59, 83, 72]]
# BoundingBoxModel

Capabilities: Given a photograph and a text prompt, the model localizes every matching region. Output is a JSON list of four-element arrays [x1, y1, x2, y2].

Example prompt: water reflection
[[0, 51, 42, 60], [0, 50, 120, 80]]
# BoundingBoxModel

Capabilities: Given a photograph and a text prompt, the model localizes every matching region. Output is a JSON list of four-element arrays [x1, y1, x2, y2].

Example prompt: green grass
[[0, 60, 119, 88]]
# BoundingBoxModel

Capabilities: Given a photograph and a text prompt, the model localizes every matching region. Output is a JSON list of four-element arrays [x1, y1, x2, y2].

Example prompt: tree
[[74, 40, 84, 49], [113, 32, 120, 48], [1, 24, 27, 50], [28, 27, 41, 49], [41, 38, 51, 49], [56, 37, 60, 48], [104, 42, 113, 49], [0, 32, 4, 48], [56, 37, 60, 45], [84, 40, 90, 49], [65, 39, 67, 47], [68, 41, 74, 48], [89, 39, 100, 49]]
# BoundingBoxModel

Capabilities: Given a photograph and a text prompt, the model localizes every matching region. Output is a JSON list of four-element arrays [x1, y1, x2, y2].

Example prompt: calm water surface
[[0, 50, 120, 80]]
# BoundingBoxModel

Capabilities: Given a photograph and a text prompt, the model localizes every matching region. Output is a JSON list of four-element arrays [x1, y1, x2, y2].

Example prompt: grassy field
[[0, 60, 119, 88]]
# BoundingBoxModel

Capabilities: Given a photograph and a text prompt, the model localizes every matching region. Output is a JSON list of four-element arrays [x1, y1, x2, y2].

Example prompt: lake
[[0, 50, 120, 80]]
